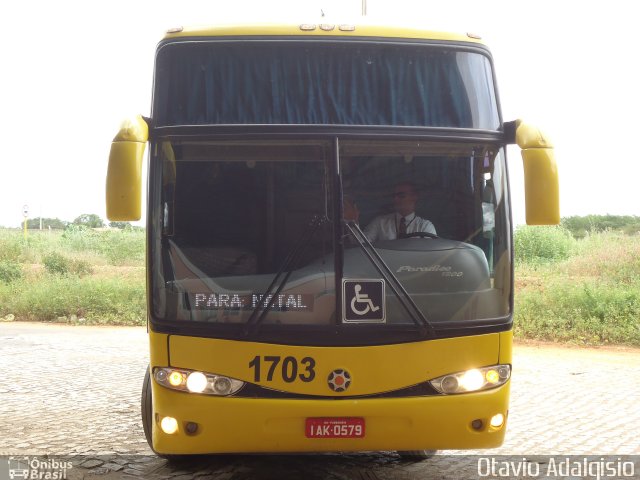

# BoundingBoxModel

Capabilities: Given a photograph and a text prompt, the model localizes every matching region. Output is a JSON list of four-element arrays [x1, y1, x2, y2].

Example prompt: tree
[[26, 217, 69, 229], [73, 214, 105, 229], [109, 221, 132, 230]]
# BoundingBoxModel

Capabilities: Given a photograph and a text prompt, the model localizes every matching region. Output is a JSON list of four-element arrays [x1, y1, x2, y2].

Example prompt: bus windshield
[[150, 139, 511, 336]]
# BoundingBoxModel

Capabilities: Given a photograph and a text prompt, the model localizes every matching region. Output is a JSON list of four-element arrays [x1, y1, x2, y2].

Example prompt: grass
[[0, 276, 145, 325], [0, 228, 145, 325], [514, 227, 640, 346], [1, 226, 639, 346]]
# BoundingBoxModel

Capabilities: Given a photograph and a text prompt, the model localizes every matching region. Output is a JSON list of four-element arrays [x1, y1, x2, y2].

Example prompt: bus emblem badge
[[328, 369, 351, 392]]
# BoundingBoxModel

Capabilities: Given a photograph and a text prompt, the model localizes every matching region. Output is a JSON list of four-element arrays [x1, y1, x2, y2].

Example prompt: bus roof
[[162, 22, 485, 45]]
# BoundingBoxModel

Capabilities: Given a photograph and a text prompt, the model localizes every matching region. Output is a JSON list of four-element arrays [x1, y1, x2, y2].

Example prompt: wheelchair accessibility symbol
[[342, 279, 385, 323]]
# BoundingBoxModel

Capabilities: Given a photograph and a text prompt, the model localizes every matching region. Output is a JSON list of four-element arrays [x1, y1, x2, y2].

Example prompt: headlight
[[153, 367, 244, 396], [429, 365, 510, 394]]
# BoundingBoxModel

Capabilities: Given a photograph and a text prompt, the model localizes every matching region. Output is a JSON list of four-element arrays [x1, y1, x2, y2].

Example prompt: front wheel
[[397, 450, 437, 460], [141, 367, 153, 449]]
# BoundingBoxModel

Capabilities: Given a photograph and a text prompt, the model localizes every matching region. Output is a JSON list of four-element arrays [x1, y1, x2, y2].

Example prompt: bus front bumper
[[151, 382, 510, 454]]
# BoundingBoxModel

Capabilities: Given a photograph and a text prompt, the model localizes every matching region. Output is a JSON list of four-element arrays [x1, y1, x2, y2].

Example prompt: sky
[[1, 0, 638, 228]]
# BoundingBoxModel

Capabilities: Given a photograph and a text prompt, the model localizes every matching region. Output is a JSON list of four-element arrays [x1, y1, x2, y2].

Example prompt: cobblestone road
[[1, 323, 638, 479]]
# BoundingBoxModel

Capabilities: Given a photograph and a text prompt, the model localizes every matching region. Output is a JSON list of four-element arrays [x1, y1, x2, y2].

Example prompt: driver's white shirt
[[363, 212, 436, 242]]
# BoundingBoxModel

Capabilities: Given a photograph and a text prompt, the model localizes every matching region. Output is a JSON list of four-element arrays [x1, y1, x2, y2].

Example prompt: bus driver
[[344, 181, 437, 242]]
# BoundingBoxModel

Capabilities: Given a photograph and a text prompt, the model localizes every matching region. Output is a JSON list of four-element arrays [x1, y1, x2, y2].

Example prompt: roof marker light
[[300, 24, 317, 31], [339, 25, 356, 32], [467, 32, 482, 39], [320, 24, 335, 31], [167, 26, 184, 34]]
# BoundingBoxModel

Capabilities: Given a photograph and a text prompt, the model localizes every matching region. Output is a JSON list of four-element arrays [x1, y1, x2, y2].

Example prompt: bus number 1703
[[248, 355, 316, 383]]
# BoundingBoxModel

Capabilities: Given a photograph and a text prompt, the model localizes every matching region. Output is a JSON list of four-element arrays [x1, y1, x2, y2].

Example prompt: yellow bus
[[107, 22, 559, 458]]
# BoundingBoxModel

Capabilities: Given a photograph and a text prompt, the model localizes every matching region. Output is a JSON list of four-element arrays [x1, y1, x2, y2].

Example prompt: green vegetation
[[514, 225, 640, 346], [514, 225, 575, 264], [1, 215, 639, 346], [0, 227, 145, 325], [72, 213, 105, 228], [42, 252, 93, 276], [562, 214, 640, 239], [0, 260, 23, 284], [26, 217, 69, 230]]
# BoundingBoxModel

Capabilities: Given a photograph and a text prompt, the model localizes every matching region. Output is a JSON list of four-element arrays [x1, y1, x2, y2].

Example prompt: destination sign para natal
[[192, 293, 313, 312]]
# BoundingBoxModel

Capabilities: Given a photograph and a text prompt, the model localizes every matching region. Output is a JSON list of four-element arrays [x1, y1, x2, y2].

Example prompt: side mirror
[[506, 120, 560, 225], [106, 115, 149, 221]]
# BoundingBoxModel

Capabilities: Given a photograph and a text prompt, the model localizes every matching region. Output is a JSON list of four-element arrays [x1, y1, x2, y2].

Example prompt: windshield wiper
[[244, 214, 326, 336], [345, 220, 435, 338]]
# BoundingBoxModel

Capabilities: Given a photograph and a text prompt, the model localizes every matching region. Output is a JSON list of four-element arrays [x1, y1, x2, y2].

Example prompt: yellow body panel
[[152, 386, 509, 454], [163, 23, 484, 45], [168, 333, 500, 396], [149, 330, 512, 453], [498, 330, 513, 365]]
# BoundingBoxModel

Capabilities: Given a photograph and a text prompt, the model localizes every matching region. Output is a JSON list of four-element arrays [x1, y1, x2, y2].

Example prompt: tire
[[141, 367, 153, 449], [397, 450, 437, 460]]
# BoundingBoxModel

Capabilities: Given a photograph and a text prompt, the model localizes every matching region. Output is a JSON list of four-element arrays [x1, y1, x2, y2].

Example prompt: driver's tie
[[398, 217, 407, 239]]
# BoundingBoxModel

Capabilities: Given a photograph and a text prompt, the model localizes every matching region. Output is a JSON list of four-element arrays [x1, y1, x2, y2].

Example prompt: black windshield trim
[[149, 315, 512, 347], [157, 36, 493, 52], [232, 379, 441, 399], [150, 125, 506, 143]]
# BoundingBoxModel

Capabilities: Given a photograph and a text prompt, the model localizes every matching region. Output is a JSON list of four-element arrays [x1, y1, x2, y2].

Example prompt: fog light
[[490, 413, 505, 428], [160, 416, 179, 434], [186, 372, 208, 393], [168, 371, 184, 387], [471, 419, 483, 430]]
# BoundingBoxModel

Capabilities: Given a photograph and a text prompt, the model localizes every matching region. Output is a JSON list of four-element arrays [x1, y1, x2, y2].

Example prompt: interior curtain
[[154, 43, 499, 129]]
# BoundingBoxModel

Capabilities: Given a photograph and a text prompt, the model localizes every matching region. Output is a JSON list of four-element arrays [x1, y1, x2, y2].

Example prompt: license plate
[[305, 417, 365, 438]]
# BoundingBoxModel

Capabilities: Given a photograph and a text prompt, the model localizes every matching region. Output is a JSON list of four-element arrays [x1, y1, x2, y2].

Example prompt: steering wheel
[[404, 232, 438, 239]]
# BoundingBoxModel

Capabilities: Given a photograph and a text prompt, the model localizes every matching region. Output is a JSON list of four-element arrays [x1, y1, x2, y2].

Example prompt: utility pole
[[22, 205, 29, 240], [362, 0, 367, 16]]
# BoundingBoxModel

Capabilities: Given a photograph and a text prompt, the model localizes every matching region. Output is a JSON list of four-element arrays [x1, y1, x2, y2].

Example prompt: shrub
[[562, 215, 640, 238], [61, 224, 94, 251], [42, 252, 93, 276], [97, 229, 145, 265], [0, 231, 25, 263], [515, 280, 640, 345], [60, 225, 145, 265], [0, 276, 145, 325], [514, 226, 575, 264], [0, 260, 23, 283], [69, 258, 94, 276], [43, 252, 70, 275]]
